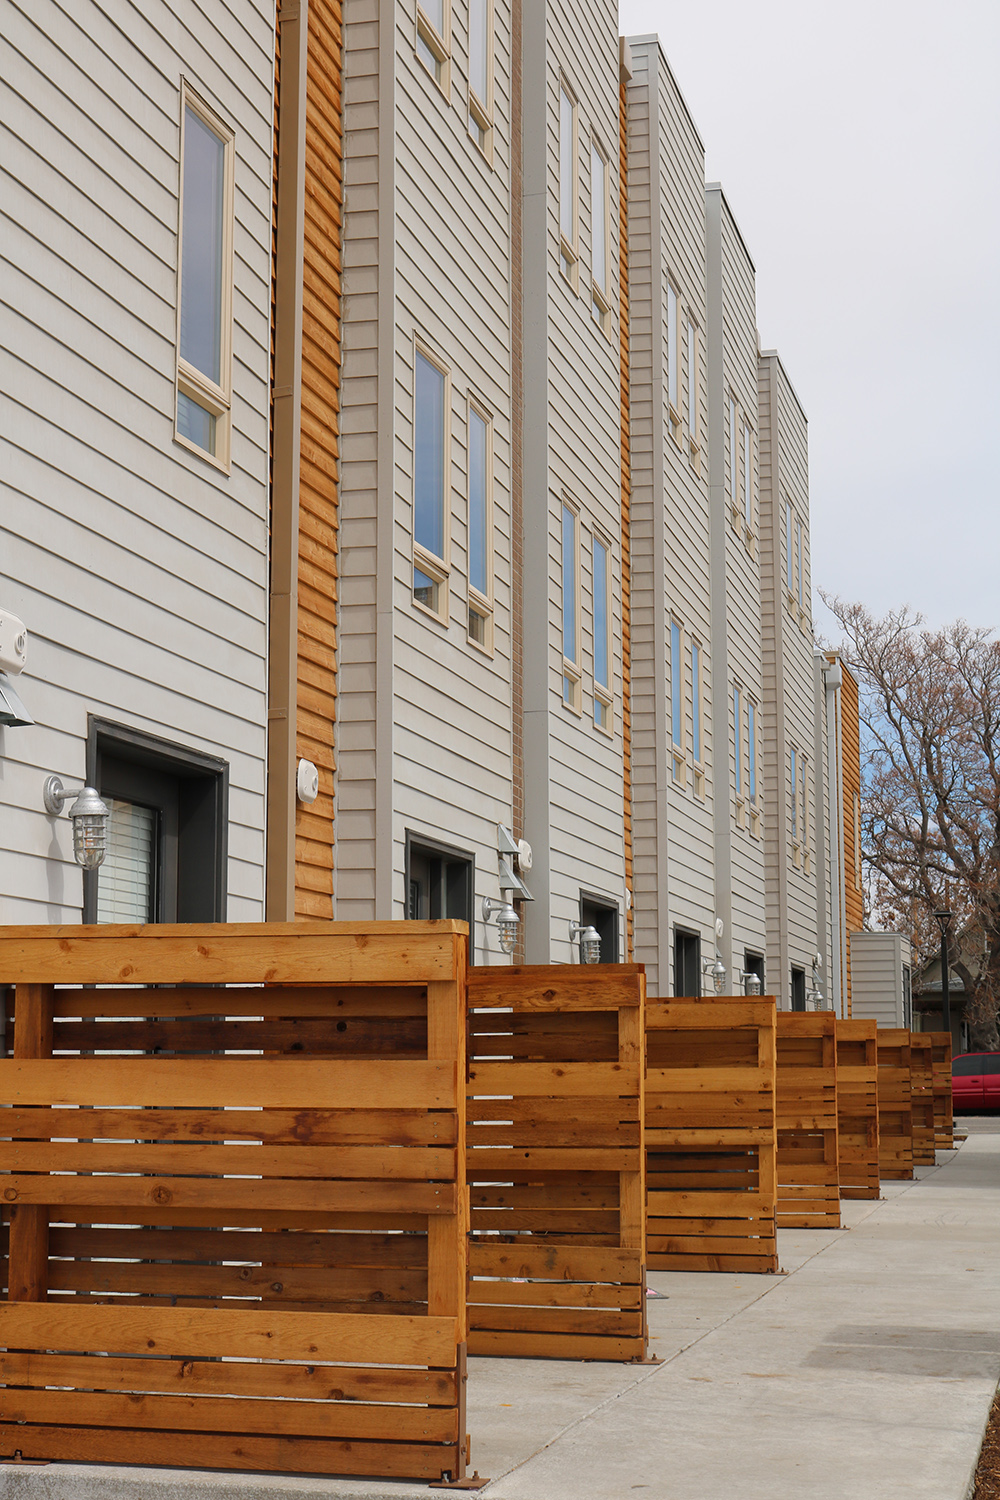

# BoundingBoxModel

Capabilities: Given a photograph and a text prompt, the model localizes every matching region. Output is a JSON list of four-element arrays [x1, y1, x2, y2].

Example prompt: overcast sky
[[618, 0, 1000, 642]]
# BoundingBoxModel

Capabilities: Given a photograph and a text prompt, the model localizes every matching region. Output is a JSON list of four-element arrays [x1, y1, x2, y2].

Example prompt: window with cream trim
[[562, 502, 581, 710], [742, 423, 753, 533], [467, 402, 492, 649], [592, 532, 612, 731], [670, 619, 684, 784], [175, 87, 234, 468], [728, 394, 738, 518], [413, 347, 450, 619], [590, 140, 611, 332], [686, 318, 699, 449], [417, 0, 450, 89], [559, 83, 579, 285], [468, 0, 492, 152], [666, 283, 680, 428]]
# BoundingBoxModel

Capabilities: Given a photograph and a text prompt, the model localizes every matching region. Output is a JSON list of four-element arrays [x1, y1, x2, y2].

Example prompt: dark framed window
[[674, 928, 701, 997], [580, 893, 619, 964], [84, 718, 228, 924], [744, 951, 765, 993], [791, 966, 806, 1011], [405, 833, 473, 925]]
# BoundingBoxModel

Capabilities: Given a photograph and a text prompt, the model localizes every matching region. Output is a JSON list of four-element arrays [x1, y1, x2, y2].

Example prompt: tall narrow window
[[790, 746, 798, 843], [593, 534, 611, 731], [417, 0, 449, 86], [667, 284, 679, 416], [686, 319, 698, 441], [467, 404, 492, 647], [733, 686, 742, 799], [670, 621, 682, 750], [800, 753, 808, 851], [562, 503, 580, 709], [559, 85, 578, 283], [797, 518, 805, 610], [590, 142, 610, 329], [728, 395, 737, 511], [747, 700, 757, 802], [468, 0, 492, 149], [691, 642, 701, 763], [785, 499, 794, 595], [742, 424, 753, 531], [176, 90, 234, 465], [413, 348, 449, 617]]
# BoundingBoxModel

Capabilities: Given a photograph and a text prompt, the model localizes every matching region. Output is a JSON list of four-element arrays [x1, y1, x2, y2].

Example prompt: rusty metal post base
[[430, 1475, 490, 1491]]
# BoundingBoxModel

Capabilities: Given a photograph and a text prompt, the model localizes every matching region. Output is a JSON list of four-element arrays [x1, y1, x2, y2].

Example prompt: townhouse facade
[[1, 2, 864, 1010]]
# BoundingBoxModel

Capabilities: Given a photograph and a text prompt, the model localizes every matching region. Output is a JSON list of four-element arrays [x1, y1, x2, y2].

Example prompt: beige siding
[[1, 0, 273, 921]]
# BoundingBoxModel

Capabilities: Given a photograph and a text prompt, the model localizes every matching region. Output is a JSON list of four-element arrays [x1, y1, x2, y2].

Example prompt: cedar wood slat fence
[[644, 996, 778, 1273], [0, 922, 472, 1484], [466, 966, 647, 1362], [876, 1028, 914, 1180], [930, 1031, 954, 1149], [909, 1033, 937, 1166], [775, 1013, 840, 1229], [835, 1018, 880, 1199]]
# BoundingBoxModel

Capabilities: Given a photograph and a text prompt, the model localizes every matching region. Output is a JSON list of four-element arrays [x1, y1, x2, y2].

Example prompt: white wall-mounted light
[[296, 758, 319, 804], [483, 896, 519, 955], [703, 956, 727, 994], [569, 921, 601, 964], [43, 777, 111, 870]]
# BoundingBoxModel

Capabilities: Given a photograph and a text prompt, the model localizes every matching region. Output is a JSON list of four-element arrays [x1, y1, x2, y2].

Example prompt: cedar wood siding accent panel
[[841, 662, 864, 1009], [333, 0, 382, 920], [542, 0, 626, 960], [1, 0, 273, 922], [295, 0, 343, 916], [620, 70, 633, 959], [389, 0, 515, 954]]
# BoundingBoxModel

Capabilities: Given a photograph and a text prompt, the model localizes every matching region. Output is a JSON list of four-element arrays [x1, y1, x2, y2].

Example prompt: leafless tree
[[823, 596, 1000, 1047]]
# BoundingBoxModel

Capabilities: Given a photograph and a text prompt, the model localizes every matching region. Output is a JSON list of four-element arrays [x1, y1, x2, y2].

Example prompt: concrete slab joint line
[[3, 1136, 999, 1500]]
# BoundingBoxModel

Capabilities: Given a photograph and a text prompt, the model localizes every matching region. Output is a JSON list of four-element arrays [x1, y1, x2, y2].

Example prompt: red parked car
[[952, 1052, 1000, 1111]]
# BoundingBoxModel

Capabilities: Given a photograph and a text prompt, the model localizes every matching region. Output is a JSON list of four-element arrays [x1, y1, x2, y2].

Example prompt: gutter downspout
[[266, 0, 308, 920]]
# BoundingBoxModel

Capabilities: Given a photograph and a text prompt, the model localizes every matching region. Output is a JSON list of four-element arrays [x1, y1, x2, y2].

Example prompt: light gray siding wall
[[759, 350, 819, 1004], [707, 186, 766, 986], [335, 0, 388, 920], [851, 930, 911, 1028], [628, 39, 712, 992], [1, 0, 274, 922], [522, 0, 626, 964], [387, 1, 515, 959]]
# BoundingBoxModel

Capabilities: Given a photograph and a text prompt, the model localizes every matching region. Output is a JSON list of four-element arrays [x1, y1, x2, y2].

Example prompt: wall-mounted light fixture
[[807, 952, 825, 1008], [569, 921, 601, 964], [740, 970, 763, 996], [43, 777, 111, 869], [702, 955, 727, 994], [483, 896, 520, 955]]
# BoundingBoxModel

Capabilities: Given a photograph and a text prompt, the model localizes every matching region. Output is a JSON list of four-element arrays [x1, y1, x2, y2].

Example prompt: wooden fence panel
[[909, 1033, 936, 1165], [877, 1028, 913, 1180], [466, 966, 646, 1362], [0, 922, 471, 1484], [835, 1018, 879, 1199], [645, 997, 778, 1273], [930, 1032, 954, 1148], [775, 1013, 840, 1228]]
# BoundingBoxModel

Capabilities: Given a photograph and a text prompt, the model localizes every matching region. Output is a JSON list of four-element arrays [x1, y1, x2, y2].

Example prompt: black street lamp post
[[934, 909, 953, 1040]]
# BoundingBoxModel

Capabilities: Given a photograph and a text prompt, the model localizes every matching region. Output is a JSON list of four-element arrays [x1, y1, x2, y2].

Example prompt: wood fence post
[[8, 984, 53, 1302]]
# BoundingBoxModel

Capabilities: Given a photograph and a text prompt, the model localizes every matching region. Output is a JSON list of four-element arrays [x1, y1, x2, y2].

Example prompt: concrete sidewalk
[[4, 1134, 999, 1500]]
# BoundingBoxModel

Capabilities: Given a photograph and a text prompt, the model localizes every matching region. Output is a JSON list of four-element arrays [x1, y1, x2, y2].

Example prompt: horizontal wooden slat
[[0, 1107, 456, 1146], [0, 1058, 456, 1109], [0, 921, 465, 986], [467, 964, 643, 1010], [1, 1176, 455, 1215], [0, 1352, 454, 1405], [0, 1303, 458, 1365], [0, 1425, 454, 1478], [0, 1388, 456, 1442], [0, 1141, 454, 1180], [47, 985, 427, 1020], [44, 1227, 428, 1267], [466, 1062, 629, 1097], [468, 1242, 640, 1282]]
